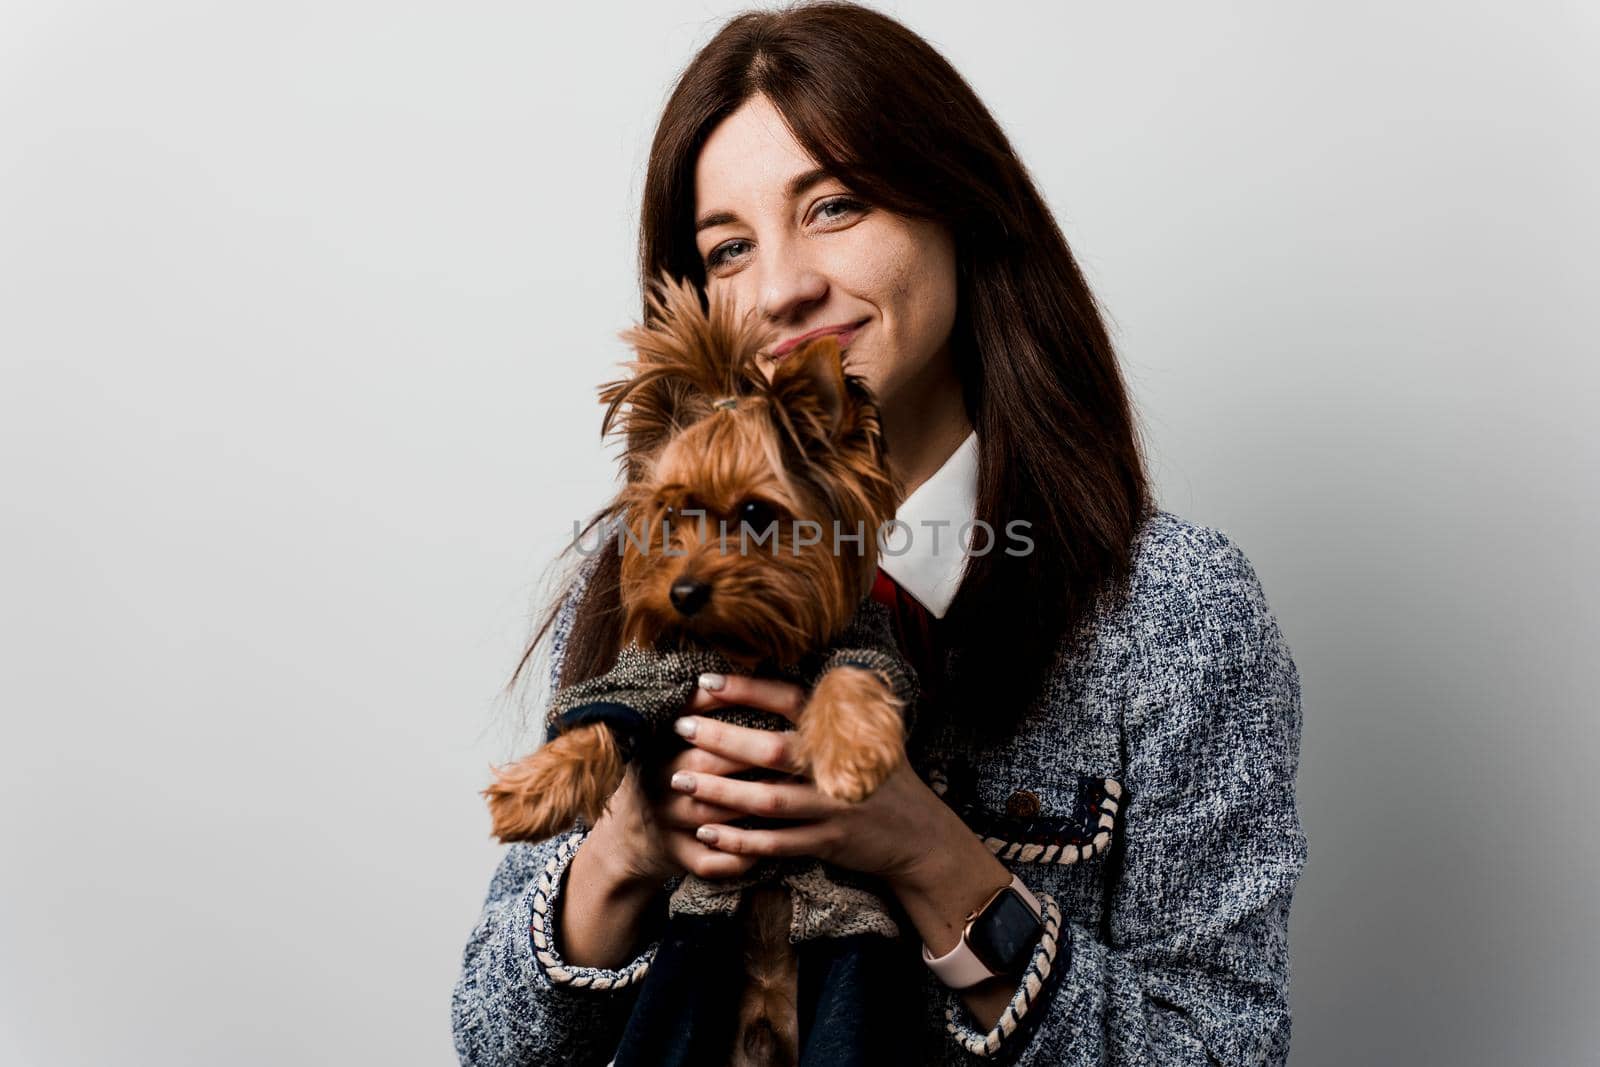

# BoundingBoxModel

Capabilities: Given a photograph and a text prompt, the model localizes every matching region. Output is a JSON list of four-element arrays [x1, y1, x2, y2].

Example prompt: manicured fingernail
[[696, 826, 720, 845], [674, 717, 698, 739], [697, 672, 726, 692], [670, 772, 696, 793]]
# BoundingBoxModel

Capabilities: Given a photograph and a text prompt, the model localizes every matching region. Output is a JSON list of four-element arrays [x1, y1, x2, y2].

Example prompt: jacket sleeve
[[940, 532, 1309, 1065], [451, 554, 659, 1067]]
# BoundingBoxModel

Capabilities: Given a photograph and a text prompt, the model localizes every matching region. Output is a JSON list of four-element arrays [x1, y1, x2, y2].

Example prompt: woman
[[452, 4, 1307, 1065]]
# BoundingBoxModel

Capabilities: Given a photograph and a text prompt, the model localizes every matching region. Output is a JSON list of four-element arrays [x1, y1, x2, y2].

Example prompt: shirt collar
[[878, 430, 978, 619]]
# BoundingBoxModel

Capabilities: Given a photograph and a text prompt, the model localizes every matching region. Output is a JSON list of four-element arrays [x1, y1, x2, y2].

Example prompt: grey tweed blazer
[[451, 509, 1308, 1065]]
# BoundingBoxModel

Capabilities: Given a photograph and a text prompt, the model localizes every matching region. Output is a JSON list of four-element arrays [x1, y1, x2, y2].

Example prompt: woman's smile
[[768, 317, 870, 363]]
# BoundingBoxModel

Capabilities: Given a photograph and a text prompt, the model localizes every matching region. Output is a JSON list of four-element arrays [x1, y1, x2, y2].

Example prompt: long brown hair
[[514, 1, 1149, 730]]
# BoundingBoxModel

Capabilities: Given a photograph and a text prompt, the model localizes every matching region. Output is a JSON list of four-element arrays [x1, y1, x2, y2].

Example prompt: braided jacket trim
[[942, 892, 1067, 1057], [527, 831, 655, 991]]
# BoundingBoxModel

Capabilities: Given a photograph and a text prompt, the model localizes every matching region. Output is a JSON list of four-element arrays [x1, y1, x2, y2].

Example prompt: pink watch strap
[[920, 874, 1043, 990]]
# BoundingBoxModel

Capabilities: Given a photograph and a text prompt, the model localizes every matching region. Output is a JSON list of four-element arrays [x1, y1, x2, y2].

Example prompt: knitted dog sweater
[[544, 594, 918, 748], [543, 594, 919, 940]]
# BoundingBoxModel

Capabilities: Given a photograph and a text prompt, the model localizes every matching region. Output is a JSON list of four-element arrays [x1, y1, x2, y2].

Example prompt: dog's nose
[[669, 577, 712, 616]]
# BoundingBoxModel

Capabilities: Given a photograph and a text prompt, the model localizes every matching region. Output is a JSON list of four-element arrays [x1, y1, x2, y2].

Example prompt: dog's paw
[[482, 725, 624, 843], [797, 667, 906, 803], [483, 757, 576, 843]]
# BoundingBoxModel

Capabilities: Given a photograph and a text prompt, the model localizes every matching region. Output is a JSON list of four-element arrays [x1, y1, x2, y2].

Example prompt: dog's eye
[[737, 499, 779, 532]]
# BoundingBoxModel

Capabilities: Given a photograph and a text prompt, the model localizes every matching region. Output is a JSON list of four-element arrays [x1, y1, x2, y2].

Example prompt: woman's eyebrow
[[694, 167, 835, 234]]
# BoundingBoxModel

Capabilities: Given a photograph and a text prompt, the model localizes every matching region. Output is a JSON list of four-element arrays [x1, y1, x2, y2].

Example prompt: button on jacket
[[451, 496, 1308, 1066]]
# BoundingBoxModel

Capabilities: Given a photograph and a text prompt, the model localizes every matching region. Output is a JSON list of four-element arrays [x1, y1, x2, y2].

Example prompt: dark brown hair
[[514, 1, 1149, 730]]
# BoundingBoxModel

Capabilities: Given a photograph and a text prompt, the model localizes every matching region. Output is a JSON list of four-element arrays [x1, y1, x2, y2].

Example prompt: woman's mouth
[[769, 319, 869, 364]]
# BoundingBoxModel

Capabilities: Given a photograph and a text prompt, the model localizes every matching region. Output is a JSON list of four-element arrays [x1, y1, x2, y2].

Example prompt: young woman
[[452, 5, 1306, 1064]]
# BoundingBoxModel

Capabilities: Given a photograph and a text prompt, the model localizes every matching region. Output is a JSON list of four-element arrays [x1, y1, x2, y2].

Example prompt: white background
[[2, 2, 1596, 1064]]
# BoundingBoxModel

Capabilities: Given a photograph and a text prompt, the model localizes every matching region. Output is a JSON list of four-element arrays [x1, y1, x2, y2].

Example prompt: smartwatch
[[921, 874, 1045, 990]]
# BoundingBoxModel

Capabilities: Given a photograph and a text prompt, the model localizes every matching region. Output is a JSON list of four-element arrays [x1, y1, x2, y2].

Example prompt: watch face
[[968, 888, 1044, 976]]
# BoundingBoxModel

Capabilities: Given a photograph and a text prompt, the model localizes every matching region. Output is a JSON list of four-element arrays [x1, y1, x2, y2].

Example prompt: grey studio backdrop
[[2, 2, 1595, 1064]]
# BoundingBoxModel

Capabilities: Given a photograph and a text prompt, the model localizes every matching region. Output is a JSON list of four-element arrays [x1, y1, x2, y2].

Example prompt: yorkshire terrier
[[481, 276, 920, 1066], [485, 276, 912, 843]]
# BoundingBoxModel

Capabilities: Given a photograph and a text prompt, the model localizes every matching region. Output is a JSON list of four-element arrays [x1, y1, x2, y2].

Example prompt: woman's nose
[[755, 255, 828, 324]]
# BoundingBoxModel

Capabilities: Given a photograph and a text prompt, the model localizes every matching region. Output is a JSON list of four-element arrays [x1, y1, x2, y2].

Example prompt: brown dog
[[484, 276, 910, 1065]]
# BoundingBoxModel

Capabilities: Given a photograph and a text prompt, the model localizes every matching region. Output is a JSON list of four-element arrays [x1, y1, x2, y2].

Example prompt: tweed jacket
[[451, 509, 1308, 1065]]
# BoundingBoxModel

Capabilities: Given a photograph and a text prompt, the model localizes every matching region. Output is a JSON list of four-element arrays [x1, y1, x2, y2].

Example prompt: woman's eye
[[706, 239, 751, 270], [812, 196, 865, 225]]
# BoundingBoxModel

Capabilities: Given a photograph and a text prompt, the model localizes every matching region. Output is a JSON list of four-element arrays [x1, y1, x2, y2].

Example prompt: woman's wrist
[[884, 793, 1026, 1030], [885, 789, 1012, 955], [557, 823, 663, 969], [579, 814, 664, 896]]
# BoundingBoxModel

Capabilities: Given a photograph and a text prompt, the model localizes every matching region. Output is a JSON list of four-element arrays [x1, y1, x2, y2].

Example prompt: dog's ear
[[764, 334, 901, 548], [767, 335, 851, 448]]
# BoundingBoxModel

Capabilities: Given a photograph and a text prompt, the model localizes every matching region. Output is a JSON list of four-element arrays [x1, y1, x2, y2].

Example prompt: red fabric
[[868, 567, 902, 610], [870, 567, 943, 712]]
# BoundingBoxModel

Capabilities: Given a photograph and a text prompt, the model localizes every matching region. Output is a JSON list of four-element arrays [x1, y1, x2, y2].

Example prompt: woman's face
[[693, 94, 958, 414]]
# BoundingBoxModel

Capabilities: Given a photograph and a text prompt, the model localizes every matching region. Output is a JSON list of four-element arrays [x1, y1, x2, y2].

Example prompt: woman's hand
[[675, 672, 1030, 1031], [574, 671, 1025, 1029], [670, 674, 992, 894], [558, 715, 762, 969], [581, 741, 761, 889]]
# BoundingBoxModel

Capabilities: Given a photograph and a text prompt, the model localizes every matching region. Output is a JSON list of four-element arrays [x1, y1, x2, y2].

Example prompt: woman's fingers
[[657, 791, 744, 830], [685, 674, 807, 721], [675, 714, 805, 774], [669, 770, 841, 821], [656, 675, 817, 870], [665, 833, 757, 880], [692, 821, 837, 859], [662, 745, 747, 779]]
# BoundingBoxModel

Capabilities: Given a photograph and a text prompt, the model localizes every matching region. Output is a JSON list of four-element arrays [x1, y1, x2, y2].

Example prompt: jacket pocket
[[926, 759, 1127, 867]]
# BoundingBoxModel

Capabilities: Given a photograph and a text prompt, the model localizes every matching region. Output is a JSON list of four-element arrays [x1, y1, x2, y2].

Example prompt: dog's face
[[602, 278, 899, 667]]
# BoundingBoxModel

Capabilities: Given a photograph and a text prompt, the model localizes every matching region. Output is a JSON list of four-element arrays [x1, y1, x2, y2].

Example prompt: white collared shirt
[[878, 430, 978, 619]]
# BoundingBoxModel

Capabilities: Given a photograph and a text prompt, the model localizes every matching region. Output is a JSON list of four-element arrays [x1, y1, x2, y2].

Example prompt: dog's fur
[[483, 276, 906, 1064]]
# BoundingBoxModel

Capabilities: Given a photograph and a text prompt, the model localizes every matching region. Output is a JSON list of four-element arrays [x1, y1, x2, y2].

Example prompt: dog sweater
[[544, 593, 918, 748]]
